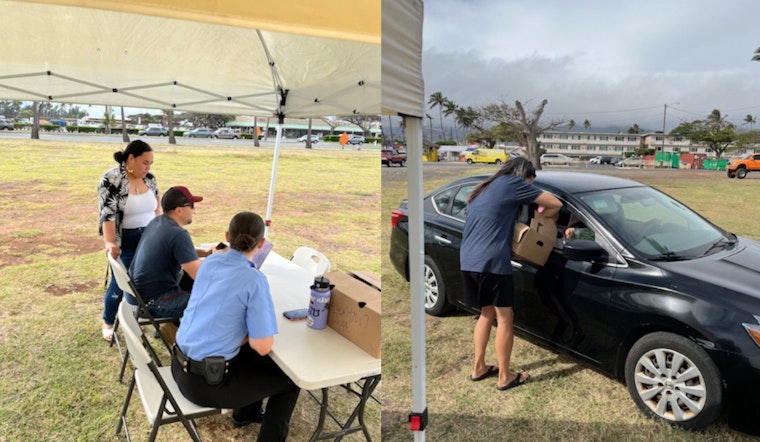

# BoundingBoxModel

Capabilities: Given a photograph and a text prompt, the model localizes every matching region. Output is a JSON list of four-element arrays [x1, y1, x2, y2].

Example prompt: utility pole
[[661, 102, 679, 152]]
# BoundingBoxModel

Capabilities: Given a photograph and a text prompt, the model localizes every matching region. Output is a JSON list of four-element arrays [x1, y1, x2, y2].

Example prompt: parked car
[[389, 171, 760, 434], [0, 118, 14, 130], [297, 134, 319, 143], [599, 156, 615, 165], [184, 127, 215, 138], [348, 134, 365, 145], [463, 148, 508, 165], [540, 153, 574, 166], [589, 156, 602, 164], [617, 157, 643, 168], [138, 126, 167, 136], [214, 128, 240, 139], [381, 149, 407, 167]]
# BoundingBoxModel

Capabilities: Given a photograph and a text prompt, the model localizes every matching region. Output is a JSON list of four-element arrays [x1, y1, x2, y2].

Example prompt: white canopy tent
[[0, 0, 381, 233], [383, 0, 428, 440], [2, 0, 431, 438]]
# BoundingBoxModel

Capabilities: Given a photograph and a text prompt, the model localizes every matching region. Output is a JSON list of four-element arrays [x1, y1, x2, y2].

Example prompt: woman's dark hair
[[113, 139, 152, 164], [467, 156, 537, 203], [228, 211, 266, 252]]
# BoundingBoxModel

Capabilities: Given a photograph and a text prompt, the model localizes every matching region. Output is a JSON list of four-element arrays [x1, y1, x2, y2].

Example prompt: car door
[[424, 182, 475, 309], [512, 201, 626, 366]]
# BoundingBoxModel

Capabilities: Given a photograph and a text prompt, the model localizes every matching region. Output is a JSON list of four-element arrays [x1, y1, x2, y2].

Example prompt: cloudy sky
[[422, 0, 760, 133]]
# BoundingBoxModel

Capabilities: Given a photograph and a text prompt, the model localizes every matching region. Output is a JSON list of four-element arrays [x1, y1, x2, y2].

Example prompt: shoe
[[497, 371, 530, 391], [469, 365, 498, 382], [231, 408, 265, 427], [101, 325, 114, 342], [158, 323, 178, 346]]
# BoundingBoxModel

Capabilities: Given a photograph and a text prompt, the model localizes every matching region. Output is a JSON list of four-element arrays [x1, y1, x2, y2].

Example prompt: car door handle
[[434, 235, 451, 245], [510, 260, 523, 269]]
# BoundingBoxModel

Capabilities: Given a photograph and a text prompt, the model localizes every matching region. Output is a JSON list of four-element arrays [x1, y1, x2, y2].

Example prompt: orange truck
[[727, 153, 760, 179]]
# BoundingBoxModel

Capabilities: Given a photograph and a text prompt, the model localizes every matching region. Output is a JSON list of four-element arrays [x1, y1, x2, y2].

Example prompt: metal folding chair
[[116, 301, 221, 442], [107, 254, 175, 381]]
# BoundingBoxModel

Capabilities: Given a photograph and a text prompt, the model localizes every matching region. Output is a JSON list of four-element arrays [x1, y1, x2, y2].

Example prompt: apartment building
[[539, 130, 712, 159]]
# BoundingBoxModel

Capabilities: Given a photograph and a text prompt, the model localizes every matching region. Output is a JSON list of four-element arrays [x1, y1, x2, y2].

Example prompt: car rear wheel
[[423, 256, 453, 316], [727, 170, 736, 178], [495, 159, 502, 165], [624, 332, 722, 431], [737, 168, 747, 179]]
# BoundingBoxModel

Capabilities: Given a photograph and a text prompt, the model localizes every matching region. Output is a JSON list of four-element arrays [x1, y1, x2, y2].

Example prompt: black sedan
[[389, 171, 760, 434]]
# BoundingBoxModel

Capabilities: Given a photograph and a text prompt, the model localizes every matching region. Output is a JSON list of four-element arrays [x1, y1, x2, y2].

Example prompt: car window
[[451, 185, 474, 221], [432, 188, 455, 214]]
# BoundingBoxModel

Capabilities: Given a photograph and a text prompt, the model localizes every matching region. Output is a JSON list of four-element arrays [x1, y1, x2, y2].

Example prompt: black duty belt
[[173, 345, 229, 378]]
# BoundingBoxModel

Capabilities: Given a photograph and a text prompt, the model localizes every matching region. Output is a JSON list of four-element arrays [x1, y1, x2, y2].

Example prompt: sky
[[422, 0, 760, 133]]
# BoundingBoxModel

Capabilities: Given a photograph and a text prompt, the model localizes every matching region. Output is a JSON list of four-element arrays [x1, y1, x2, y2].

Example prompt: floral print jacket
[[97, 165, 159, 246]]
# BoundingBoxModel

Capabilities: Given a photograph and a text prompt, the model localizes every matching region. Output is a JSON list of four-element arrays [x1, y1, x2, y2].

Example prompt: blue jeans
[[144, 288, 192, 319], [102, 228, 143, 325]]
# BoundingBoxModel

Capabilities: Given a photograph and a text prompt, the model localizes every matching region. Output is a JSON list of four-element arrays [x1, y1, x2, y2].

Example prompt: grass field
[[381, 162, 760, 442], [0, 138, 380, 441]]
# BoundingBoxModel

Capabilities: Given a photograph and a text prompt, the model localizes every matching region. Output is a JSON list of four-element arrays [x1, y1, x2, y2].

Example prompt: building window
[[571, 145, 581, 150], [560, 134, 568, 140], [628, 137, 638, 142], [600, 136, 608, 141], [599, 146, 609, 151], [615, 136, 624, 141], [544, 134, 553, 139], [588, 146, 596, 151]]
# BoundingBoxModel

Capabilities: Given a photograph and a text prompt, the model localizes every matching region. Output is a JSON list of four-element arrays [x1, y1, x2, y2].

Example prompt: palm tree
[[627, 124, 640, 134], [442, 98, 458, 142], [567, 119, 575, 131], [427, 92, 446, 142], [583, 119, 591, 131], [752, 47, 760, 62], [455, 106, 478, 139], [744, 114, 756, 131]]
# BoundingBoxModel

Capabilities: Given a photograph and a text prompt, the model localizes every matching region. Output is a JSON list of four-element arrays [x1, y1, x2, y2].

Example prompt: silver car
[[540, 153, 574, 166]]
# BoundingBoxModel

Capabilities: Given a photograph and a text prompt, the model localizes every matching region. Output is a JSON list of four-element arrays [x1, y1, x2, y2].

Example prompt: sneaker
[[231, 408, 266, 427]]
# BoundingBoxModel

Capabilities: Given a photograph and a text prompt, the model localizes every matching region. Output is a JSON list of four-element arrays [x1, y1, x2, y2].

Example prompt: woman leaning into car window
[[460, 157, 562, 390]]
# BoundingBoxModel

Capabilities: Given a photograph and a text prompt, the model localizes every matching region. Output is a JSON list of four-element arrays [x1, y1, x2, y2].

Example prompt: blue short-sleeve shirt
[[175, 249, 278, 361], [460, 175, 543, 275]]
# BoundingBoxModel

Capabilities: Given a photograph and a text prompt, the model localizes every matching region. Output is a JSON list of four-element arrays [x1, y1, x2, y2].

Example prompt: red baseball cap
[[161, 186, 203, 211]]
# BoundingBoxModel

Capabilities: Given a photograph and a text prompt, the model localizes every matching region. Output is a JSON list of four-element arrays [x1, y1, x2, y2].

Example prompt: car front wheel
[[423, 256, 453, 316], [624, 332, 722, 431], [737, 168, 748, 179]]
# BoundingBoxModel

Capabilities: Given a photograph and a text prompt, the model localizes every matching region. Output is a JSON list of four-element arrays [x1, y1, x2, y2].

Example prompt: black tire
[[423, 256, 453, 316], [624, 332, 722, 431], [466, 159, 473, 165], [495, 159, 502, 165], [400, 160, 406, 167], [727, 170, 736, 178], [737, 168, 747, 179]]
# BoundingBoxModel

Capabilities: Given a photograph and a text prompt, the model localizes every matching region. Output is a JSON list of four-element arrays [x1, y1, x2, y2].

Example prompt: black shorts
[[461, 271, 515, 308]]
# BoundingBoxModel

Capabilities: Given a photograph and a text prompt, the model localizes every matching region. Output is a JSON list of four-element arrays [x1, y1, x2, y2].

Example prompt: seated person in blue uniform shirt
[[128, 186, 203, 319], [172, 211, 300, 441]]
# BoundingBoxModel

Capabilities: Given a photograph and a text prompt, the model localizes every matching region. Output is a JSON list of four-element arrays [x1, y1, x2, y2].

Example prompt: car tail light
[[391, 209, 404, 229], [742, 316, 760, 348]]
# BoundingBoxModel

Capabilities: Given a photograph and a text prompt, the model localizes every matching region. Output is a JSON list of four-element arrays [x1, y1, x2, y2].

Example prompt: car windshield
[[579, 186, 731, 259]]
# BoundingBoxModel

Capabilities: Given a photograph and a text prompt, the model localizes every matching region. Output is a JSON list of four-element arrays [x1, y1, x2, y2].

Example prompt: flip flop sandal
[[102, 326, 114, 342], [497, 371, 530, 391], [469, 365, 498, 382]]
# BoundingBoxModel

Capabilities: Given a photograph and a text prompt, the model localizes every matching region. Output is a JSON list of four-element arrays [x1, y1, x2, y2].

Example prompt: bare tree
[[479, 99, 562, 168]]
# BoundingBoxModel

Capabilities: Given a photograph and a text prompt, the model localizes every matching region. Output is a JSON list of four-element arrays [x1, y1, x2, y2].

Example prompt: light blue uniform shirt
[[175, 249, 278, 361]]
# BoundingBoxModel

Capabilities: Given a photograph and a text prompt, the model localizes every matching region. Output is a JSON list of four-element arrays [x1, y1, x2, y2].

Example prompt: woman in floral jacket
[[97, 140, 160, 341]]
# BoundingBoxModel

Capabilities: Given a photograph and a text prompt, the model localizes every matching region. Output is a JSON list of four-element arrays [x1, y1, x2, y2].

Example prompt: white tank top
[[122, 191, 157, 229]]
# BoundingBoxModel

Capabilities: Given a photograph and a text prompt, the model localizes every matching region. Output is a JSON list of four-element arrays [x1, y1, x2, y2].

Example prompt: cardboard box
[[325, 271, 381, 359], [512, 211, 557, 266]]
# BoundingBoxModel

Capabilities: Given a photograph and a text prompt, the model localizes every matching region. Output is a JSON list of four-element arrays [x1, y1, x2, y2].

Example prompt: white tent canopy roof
[[0, 0, 380, 117]]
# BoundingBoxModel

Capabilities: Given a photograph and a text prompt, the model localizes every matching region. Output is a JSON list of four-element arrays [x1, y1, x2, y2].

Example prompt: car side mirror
[[563, 239, 607, 262]]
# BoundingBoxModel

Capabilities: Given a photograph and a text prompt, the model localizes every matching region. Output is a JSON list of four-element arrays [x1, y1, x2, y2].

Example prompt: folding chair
[[290, 246, 331, 277], [116, 301, 221, 442], [107, 254, 175, 381]]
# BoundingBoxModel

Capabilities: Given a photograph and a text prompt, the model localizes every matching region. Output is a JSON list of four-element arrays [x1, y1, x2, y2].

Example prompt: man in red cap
[[128, 186, 204, 320]]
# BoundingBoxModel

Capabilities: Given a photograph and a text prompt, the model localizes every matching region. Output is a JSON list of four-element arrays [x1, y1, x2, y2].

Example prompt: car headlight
[[742, 315, 760, 348]]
